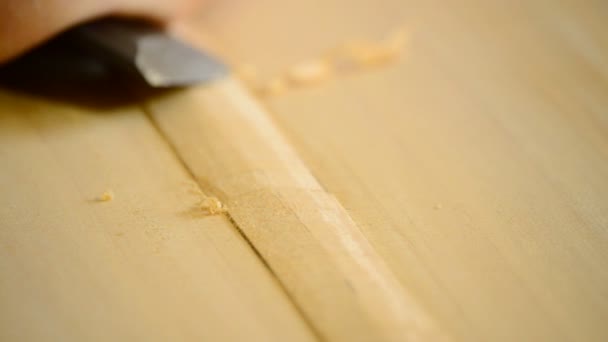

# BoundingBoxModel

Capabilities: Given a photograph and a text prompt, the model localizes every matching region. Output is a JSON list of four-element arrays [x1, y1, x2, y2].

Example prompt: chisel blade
[[72, 18, 228, 88]]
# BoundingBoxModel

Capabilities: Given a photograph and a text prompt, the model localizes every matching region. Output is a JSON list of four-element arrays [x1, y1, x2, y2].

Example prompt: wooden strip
[[146, 77, 447, 341], [0, 88, 315, 341]]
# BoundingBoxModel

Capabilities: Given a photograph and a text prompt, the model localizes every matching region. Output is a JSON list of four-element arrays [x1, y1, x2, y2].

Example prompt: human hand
[[0, 0, 205, 63]]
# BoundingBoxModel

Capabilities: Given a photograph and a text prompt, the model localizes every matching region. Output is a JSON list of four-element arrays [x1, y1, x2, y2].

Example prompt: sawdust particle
[[97, 190, 114, 202], [200, 197, 228, 215]]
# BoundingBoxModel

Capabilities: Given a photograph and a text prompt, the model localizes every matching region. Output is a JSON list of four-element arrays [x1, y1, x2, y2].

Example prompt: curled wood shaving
[[199, 197, 227, 215]]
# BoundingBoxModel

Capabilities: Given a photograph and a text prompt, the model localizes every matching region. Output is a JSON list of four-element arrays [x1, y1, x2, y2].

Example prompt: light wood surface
[[1, 0, 607, 341], [191, 1, 608, 341], [0, 89, 314, 341], [147, 78, 446, 341]]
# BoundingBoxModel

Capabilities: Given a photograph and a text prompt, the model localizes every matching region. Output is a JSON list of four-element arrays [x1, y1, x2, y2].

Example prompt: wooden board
[[1, 0, 607, 341], [186, 1, 608, 341], [0, 88, 314, 341], [146, 78, 446, 341]]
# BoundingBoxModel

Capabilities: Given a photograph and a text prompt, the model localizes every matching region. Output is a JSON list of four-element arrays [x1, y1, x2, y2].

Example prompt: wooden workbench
[[1, 0, 607, 341]]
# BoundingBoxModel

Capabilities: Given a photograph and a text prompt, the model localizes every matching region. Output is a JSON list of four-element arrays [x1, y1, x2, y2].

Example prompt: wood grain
[[1, 0, 607, 341], [189, 1, 608, 341], [146, 78, 446, 341], [0, 88, 315, 341]]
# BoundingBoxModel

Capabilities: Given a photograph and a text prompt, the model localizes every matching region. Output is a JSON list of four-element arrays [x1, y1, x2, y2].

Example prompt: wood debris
[[237, 26, 409, 97], [341, 40, 400, 66], [286, 60, 333, 86], [97, 190, 114, 202], [329, 27, 409, 69], [199, 197, 227, 215]]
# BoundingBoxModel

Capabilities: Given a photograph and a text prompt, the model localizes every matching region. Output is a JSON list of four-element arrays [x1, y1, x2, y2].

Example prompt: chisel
[[0, 18, 227, 88], [71, 18, 227, 87]]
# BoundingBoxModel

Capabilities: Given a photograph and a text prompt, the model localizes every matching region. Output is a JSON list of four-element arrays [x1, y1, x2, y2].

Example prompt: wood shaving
[[335, 28, 409, 68], [97, 190, 114, 202], [199, 197, 227, 215], [243, 26, 409, 97], [286, 60, 333, 86], [346, 43, 400, 66]]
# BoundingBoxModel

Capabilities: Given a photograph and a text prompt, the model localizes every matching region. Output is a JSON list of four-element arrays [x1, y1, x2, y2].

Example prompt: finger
[[0, 0, 204, 63]]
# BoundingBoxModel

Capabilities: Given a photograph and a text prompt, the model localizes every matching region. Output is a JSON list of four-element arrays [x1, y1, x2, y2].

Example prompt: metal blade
[[72, 19, 228, 87]]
